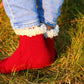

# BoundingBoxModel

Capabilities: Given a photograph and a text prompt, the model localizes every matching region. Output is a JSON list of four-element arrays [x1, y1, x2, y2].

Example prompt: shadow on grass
[[54, 0, 84, 58]]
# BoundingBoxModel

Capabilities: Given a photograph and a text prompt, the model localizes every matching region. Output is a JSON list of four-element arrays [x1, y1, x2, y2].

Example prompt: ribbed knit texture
[[0, 34, 54, 74]]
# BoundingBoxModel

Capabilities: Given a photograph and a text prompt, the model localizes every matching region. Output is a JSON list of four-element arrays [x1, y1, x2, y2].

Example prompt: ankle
[[45, 24, 54, 30]]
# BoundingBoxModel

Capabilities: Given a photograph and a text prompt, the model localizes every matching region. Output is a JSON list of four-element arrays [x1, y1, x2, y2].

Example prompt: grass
[[0, 0, 84, 84]]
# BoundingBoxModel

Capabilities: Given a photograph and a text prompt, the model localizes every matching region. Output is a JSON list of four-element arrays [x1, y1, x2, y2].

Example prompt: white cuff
[[14, 24, 47, 37], [44, 25, 59, 38]]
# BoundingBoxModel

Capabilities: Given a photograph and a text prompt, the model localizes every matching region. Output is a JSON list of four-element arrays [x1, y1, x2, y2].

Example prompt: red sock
[[43, 25, 59, 65], [0, 34, 52, 74], [44, 37, 56, 65]]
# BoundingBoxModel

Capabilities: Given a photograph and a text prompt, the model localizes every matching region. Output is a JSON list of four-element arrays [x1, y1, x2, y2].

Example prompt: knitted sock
[[0, 35, 30, 74], [44, 37, 56, 64], [44, 25, 59, 65], [0, 24, 52, 74]]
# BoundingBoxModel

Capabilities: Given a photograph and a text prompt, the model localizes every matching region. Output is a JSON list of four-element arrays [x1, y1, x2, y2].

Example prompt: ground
[[0, 0, 84, 84]]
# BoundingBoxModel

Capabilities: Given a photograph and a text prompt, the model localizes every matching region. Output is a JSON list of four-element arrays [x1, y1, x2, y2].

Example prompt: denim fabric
[[3, 0, 40, 30], [3, 0, 64, 30], [37, 0, 64, 27]]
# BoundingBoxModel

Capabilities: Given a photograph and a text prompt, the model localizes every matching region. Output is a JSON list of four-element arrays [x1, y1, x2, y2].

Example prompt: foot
[[0, 24, 52, 74], [44, 24, 59, 64]]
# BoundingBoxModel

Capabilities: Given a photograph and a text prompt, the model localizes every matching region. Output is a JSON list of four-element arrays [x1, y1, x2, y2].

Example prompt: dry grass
[[0, 0, 84, 84]]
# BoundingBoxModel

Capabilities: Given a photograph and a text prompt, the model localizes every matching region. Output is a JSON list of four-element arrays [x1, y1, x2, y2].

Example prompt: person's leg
[[3, 0, 40, 31], [0, 0, 52, 74], [37, 0, 64, 29], [37, 0, 64, 63]]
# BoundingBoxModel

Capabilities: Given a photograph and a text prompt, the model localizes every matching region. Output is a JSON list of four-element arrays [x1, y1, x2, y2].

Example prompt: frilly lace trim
[[14, 24, 47, 37], [44, 25, 59, 38]]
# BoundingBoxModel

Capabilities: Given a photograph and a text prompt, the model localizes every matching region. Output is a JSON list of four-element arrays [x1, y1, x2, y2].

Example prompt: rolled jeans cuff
[[39, 16, 57, 27], [11, 20, 40, 30]]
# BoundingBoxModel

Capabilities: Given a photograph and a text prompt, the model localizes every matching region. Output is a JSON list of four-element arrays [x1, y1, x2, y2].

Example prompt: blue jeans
[[3, 0, 64, 30]]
